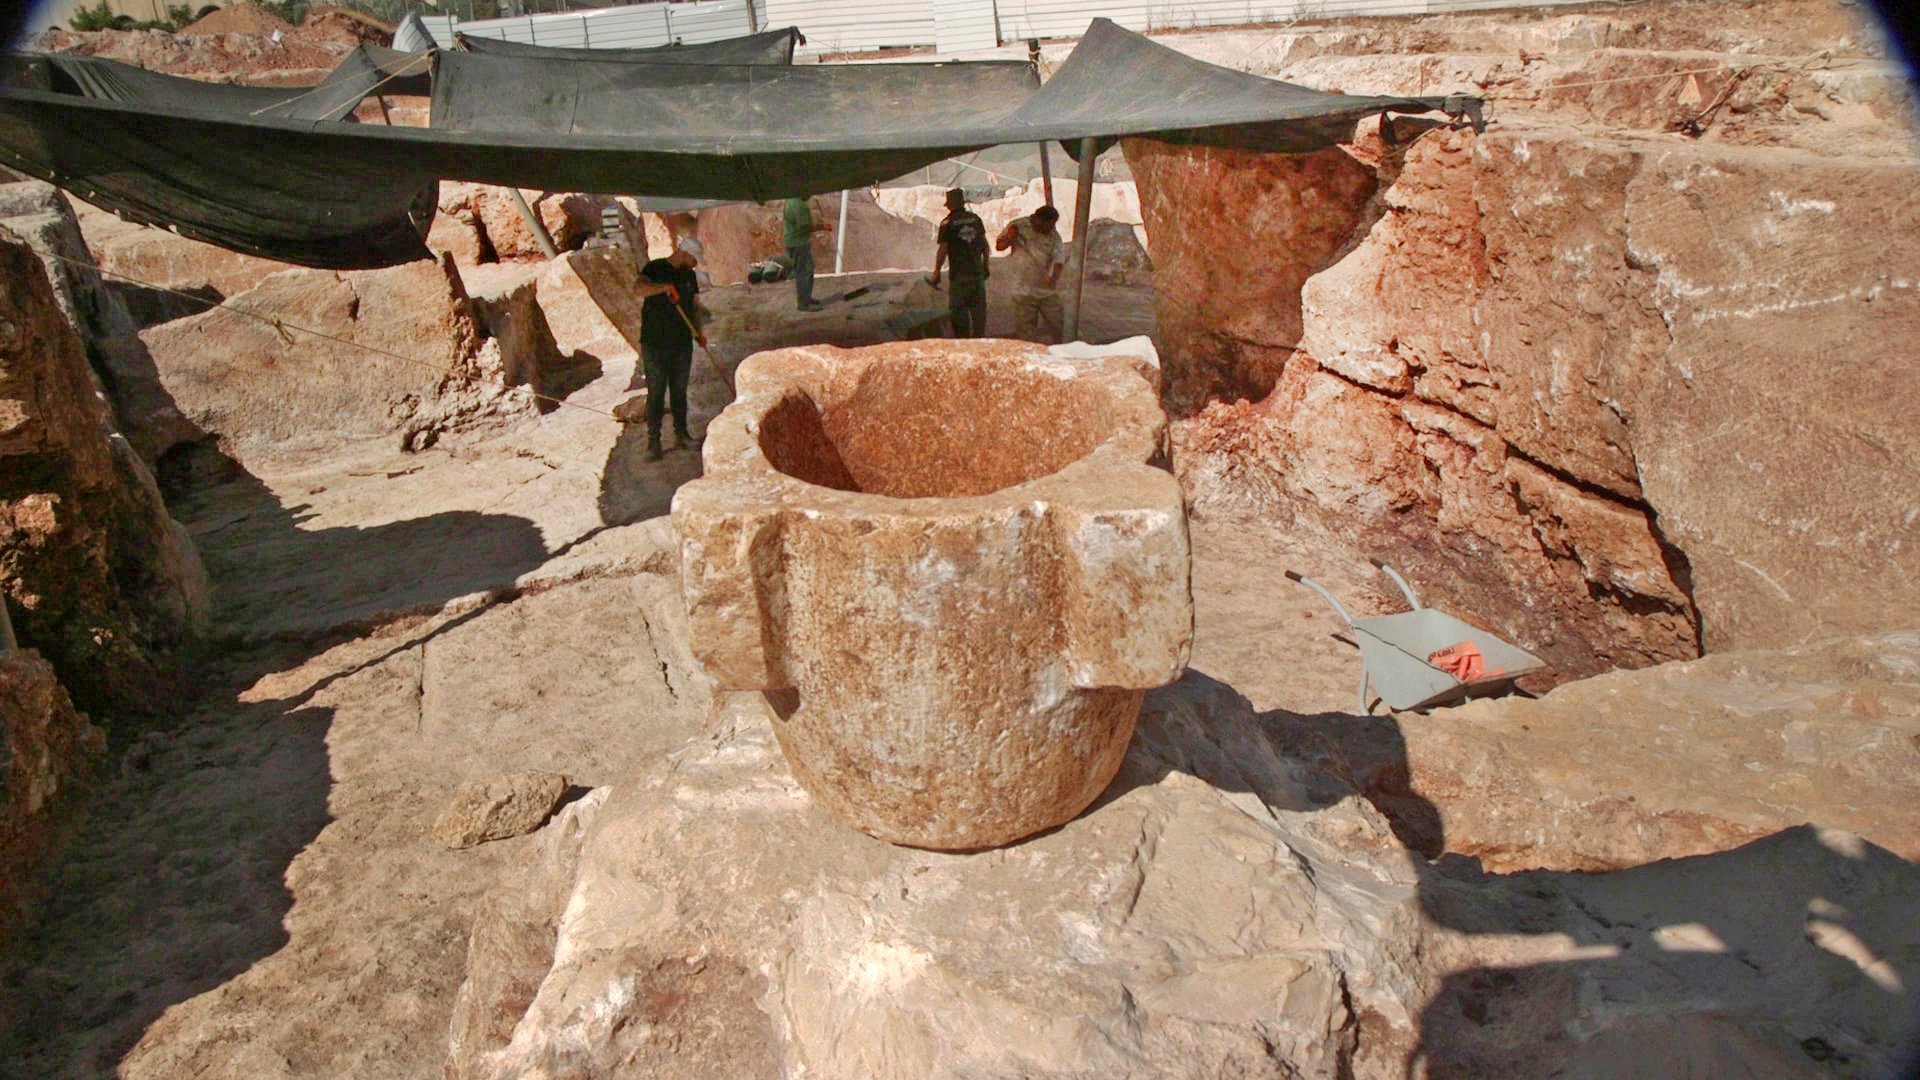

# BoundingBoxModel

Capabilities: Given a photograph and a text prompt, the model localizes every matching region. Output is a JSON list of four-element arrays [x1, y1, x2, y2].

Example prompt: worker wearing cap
[[636, 237, 707, 461], [928, 187, 990, 337], [995, 204, 1065, 342], [782, 195, 831, 312]]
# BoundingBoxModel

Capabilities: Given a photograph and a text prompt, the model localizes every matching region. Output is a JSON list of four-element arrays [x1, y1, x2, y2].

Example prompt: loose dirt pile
[[35, 8, 361, 83], [177, 3, 293, 37]]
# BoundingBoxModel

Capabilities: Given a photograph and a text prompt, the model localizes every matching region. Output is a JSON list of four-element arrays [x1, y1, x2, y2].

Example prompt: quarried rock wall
[[2, 182, 203, 462], [1133, 123, 1919, 672], [1130, 141, 1377, 413], [0, 226, 206, 717], [1620, 147, 1920, 651], [137, 254, 545, 462], [0, 648, 103, 939]]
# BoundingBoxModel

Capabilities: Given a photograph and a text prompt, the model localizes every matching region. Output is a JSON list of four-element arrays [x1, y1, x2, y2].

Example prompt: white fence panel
[[418, 14, 457, 45], [1425, 0, 1592, 11], [429, 0, 1624, 57], [997, 0, 1313, 41], [1140, 0, 1307, 29], [760, 0, 938, 55], [993, 0, 1596, 47], [933, 0, 1000, 52], [574, 7, 672, 47], [995, 0, 1144, 42], [515, 17, 589, 46], [662, 0, 758, 43], [437, 1, 752, 51]]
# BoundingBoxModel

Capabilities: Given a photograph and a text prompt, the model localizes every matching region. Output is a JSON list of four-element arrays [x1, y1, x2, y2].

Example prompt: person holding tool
[[928, 188, 990, 337], [636, 237, 708, 461]]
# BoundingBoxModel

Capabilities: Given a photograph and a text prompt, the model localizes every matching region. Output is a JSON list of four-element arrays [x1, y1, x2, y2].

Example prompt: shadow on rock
[[1411, 826, 1920, 1077], [597, 421, 705, 528], [0, 696, 334, 1074], [158, 441, 549, 640], [0, 438, 575, 1073], [532, 350, 603, 416], [1119, 670, 1920, 1076], [105, 280, 224, 332]]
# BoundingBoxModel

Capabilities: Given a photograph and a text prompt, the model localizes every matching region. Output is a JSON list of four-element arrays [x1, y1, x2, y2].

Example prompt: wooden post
[[0, 596, 15, 654], [834, 190, 849, 274], [507, 187, 559, 259], [1061, 136, 1097, 343], [1029, 40, 1053, 204]]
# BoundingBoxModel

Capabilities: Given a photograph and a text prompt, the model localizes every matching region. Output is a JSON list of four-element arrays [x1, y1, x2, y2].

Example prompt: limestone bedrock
[[673, 338, 1194, 849]]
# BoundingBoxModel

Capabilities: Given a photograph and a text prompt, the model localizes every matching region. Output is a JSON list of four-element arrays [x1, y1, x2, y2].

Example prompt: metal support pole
[[1061, 136, 1097, 343], [834, 190, 849, 274], [507, 187, 559, 259]]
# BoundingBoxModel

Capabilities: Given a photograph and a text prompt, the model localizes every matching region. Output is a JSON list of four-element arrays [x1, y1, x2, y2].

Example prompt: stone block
[[431, 771, 573, 850], [673, 337, 1193, 848]]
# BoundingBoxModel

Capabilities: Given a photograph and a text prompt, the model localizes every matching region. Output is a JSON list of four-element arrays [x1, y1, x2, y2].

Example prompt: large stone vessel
[[672, 338, 1193, 848]]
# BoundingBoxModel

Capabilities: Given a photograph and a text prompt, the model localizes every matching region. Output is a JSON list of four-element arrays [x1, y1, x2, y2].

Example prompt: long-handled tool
[[671, 297, 735, 400]]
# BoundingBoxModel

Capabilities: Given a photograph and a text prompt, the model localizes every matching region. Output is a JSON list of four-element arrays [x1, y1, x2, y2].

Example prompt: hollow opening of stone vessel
[[758, 358, 1114, 499]]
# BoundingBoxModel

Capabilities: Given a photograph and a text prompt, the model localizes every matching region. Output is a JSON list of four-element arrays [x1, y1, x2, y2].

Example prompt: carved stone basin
[[671, 338, 1193, 849]]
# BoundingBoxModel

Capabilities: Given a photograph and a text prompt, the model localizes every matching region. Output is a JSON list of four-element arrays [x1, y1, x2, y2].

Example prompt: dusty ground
[[0, 262, 1243, 1076]]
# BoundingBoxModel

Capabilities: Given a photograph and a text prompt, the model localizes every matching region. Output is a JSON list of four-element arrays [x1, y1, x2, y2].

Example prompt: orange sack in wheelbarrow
[[1427, 641, 1489, 682]]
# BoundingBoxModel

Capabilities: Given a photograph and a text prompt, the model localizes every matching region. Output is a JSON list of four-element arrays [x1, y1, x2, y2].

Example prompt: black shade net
[[0, 19, 1471, 269], [452, 26, 801, 65]]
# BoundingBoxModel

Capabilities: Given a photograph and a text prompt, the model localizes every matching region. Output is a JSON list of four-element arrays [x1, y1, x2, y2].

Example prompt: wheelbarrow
[[1286, 559, 1545, 715]]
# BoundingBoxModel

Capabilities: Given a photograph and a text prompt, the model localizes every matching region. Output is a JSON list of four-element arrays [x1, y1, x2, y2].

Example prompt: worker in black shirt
[[928, 188, 990, 338], [637, 238, 707, 461]]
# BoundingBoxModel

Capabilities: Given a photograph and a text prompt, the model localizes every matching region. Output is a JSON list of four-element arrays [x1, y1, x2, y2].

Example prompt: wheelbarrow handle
[[1369, 559, 1422, 610], [1285, 570, 1358, 629]]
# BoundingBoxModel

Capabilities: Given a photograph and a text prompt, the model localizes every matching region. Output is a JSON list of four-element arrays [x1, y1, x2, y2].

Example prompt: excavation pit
[[756, 360, 1115, 498]]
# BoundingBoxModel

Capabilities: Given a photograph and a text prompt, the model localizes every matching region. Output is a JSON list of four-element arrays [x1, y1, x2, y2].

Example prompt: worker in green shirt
[[781, 196, 832, 311]]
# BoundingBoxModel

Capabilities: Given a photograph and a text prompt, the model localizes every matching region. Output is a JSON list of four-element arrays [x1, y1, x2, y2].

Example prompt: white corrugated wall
[[1000, 0, 1600, 40], [932, 0, 1001, 53], [996, 1, 1322, 42], [427, 0, 1618, 56], [434, 0, 754, 50], [995, 0, 1143, 42], [571, 8, 670, 47], [418, 14, 457, 45], [1423, 0, 1594, 12], [661, 0, 761, 43], [760, 0, 938, 55]]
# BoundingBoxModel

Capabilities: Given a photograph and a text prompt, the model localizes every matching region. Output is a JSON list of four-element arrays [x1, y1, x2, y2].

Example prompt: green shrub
[[67, 0, 117, 31]]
